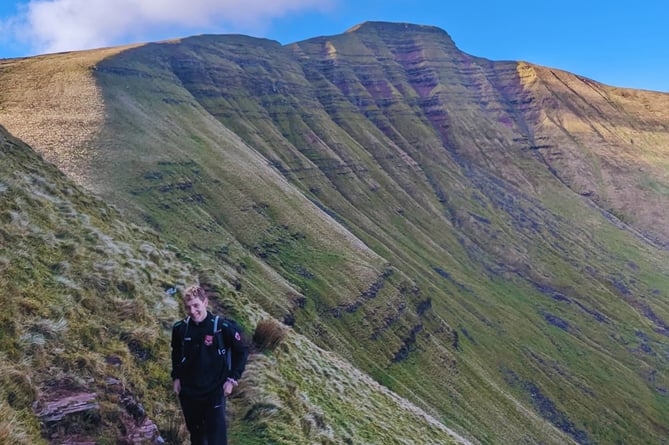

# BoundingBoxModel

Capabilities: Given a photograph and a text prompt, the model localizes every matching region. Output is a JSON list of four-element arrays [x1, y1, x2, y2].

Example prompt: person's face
[[185, 297, 208, 323]]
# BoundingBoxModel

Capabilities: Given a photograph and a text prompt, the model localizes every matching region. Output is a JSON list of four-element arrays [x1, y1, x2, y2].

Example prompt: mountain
[[1, 21, 668, 444]]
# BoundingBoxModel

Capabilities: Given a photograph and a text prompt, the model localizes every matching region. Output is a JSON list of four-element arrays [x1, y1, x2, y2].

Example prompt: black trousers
[[179, 391, 227, 445]]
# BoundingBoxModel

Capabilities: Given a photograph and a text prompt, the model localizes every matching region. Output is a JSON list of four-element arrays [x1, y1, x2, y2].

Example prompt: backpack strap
[[213, 316, 232, 371], [214, 315, 230, 360], [179, 316, 191, 364], [224, 321, 232, 371]]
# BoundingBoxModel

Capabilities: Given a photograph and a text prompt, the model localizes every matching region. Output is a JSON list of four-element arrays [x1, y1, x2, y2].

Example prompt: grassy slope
[[0, 22, 668, 444], [0, 125, 196, 443], [91, 28, 669, 443], [159, 25, 669, 444], [0, 124, 472, 444]]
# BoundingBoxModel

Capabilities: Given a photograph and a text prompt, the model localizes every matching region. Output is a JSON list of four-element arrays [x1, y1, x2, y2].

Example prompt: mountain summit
[[1, 21, 668, 444]]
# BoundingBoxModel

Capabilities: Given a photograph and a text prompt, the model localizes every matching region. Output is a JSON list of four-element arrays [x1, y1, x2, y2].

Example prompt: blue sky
[[0, 0, 667, 92]]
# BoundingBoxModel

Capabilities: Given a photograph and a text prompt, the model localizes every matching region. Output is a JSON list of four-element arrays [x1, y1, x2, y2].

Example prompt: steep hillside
[[0, 123, 469, 444], [0, 124, 195, 443], [1, 21, 669, 444]]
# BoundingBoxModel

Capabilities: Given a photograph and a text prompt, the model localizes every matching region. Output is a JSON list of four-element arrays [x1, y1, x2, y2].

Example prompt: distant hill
[[1, 21, 668, 444]]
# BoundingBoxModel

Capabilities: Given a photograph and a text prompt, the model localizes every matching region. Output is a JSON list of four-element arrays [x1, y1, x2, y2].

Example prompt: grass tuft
[[253, 319, 287, 352], [0, 400, 41, 445]]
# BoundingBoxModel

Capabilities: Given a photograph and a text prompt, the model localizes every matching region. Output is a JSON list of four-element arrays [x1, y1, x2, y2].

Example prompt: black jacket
[[171, 312, 248, 399]]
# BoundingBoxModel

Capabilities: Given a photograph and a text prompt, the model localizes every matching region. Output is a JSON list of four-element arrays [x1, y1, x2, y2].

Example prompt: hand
[[223, 379, 237, 397], [173, 378, 181, 395]]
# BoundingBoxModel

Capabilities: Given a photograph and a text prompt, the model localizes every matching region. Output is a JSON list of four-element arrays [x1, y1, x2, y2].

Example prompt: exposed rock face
[[36, 392, 99, 423], [35, 389, 164, 444]]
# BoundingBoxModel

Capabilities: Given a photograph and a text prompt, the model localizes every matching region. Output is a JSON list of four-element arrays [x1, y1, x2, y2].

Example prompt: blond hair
[[183, 285, 206, 302]]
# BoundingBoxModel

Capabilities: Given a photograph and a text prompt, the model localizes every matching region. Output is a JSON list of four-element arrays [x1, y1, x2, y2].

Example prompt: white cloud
[[6, 0, 332, 55]]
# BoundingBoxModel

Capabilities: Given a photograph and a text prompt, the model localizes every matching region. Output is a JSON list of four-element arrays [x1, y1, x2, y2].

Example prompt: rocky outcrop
[[35, 389, 164, 444]]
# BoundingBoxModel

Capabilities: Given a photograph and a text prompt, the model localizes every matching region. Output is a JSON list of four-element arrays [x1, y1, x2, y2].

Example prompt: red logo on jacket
[[204, 335, 214, 346]]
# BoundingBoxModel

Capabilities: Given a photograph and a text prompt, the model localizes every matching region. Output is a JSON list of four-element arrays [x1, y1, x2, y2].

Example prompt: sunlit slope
[[0, 45, 141, 187], [0, 21, 668, 444], [514, 62, 669, 243]]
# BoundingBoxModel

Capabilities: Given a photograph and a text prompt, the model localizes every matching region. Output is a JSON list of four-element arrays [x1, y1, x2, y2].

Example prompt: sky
[[0, 0, 667, 93]]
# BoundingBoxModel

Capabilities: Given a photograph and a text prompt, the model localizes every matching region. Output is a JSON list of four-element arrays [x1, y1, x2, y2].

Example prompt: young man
[[171, 285, 248, 445]]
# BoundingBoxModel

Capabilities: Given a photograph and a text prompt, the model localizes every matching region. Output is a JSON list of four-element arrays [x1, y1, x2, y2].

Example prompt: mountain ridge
[[0, 21, 668, 444]]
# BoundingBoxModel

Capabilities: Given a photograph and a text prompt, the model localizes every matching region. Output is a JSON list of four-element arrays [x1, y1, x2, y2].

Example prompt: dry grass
[[253, 318, 287, 352], [230, 329, 471, 445], [0, 358, 42, 444], [0, 402, 41, 445], [0, 45, 140, 188]]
